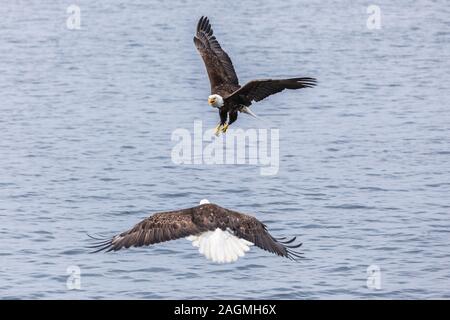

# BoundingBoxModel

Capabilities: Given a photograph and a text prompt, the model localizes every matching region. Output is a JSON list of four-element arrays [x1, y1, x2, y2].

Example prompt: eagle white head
[[208, 94, 224, 108], [199, 199, 210, 205]]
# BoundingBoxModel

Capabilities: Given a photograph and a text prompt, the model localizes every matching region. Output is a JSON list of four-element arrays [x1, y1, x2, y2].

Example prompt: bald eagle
[[90, 200, 303, 263], [194, 16, 317, 135]]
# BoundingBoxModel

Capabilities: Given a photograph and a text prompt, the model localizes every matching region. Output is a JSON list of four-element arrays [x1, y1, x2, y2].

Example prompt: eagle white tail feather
[[240, 106, 260, 120], [241, 106, 271, 124], [186, 228, 254, 263]]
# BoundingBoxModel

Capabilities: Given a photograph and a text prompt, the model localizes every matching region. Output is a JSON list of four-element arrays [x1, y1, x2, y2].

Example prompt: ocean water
[[1, 0, 449, 299]]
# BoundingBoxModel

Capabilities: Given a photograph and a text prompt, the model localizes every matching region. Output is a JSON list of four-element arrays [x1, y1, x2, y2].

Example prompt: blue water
[[1, 0, 449, 299]]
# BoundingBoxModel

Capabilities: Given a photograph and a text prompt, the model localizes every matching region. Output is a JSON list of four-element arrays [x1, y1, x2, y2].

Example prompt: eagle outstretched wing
[[194, 16, 239, 93], [216, 207, 303, 260], [225, 77, 317, 105], [89, 208, 205, 252]]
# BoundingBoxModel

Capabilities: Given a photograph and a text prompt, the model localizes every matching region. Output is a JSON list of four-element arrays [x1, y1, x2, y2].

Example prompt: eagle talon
[[214, 124, 223, 136], [221, 124, 229, 133]]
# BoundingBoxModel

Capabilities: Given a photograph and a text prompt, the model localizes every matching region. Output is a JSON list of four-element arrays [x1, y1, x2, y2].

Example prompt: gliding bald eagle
[[90, 199, 303, 263], [194, 16, 317, 135]]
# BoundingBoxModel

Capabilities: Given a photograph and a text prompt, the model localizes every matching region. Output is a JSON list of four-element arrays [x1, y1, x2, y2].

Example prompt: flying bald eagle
[[194, 16, 317, 135], [90, 200, 303, 263]]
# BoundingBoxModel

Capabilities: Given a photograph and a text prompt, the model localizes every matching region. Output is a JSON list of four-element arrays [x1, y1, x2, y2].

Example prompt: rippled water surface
[[1, 1, 450, 299]]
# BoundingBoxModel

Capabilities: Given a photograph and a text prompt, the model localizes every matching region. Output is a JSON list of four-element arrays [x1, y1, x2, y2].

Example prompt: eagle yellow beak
[[208, 97, 216, 105]]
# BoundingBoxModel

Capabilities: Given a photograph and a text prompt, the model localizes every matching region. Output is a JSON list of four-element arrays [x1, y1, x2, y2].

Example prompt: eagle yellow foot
[[221, 124, 229, 133], [214, 124, 223, 136]]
